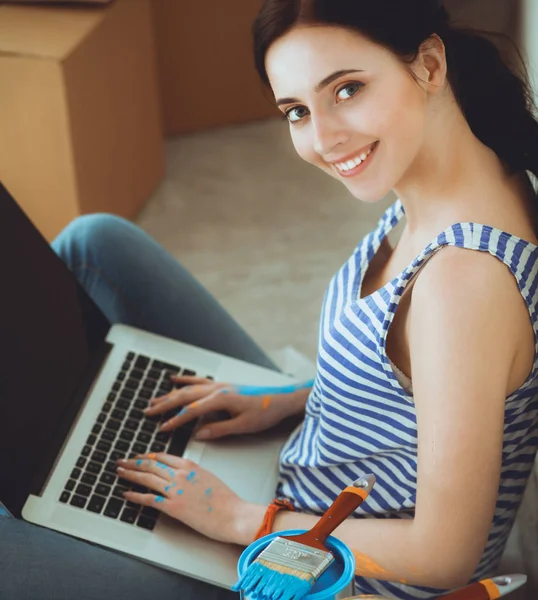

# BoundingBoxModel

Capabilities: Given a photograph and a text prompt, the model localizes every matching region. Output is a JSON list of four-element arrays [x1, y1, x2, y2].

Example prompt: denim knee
[[52, 213, 136, 269]]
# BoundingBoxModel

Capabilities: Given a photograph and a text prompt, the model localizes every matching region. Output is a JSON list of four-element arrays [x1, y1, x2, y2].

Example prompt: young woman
[[2, 1, 537, 599]]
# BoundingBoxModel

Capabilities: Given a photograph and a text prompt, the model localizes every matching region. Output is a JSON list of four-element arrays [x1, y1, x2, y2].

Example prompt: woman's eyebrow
[[276, 69, 364, 106]]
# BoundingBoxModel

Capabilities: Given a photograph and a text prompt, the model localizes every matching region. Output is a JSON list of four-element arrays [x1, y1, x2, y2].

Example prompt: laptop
[[0, 182, 296, 588]]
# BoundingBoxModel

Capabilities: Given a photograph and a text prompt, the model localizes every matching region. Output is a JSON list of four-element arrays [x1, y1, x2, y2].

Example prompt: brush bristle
[[233, 537, 334, 600], [232, 561, 313, 600]]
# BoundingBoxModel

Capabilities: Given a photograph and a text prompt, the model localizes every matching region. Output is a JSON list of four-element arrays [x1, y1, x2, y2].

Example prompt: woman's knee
[[51, 213, 139, 268]]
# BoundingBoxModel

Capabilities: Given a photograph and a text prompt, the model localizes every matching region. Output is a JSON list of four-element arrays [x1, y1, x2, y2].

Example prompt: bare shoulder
[[410, 245, 534, 393]]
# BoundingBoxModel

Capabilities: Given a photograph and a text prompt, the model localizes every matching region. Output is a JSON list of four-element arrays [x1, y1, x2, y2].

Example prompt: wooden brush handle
[[440, 582, 492, 599], [308, 486, 368, 544]]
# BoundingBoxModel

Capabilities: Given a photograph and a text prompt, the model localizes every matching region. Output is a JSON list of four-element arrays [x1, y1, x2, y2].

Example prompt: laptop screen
[[0, 183, 110, 516]]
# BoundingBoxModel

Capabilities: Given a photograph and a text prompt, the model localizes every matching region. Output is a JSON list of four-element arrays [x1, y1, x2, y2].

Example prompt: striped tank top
[[277, 200, 538, 599]]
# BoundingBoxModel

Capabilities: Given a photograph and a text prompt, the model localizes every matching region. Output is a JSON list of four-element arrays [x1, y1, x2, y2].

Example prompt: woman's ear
[[415, 34, 448, 92]]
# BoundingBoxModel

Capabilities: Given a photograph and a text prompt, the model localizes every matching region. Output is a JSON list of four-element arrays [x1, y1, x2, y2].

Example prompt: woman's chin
[[346, 183, 394, 204]]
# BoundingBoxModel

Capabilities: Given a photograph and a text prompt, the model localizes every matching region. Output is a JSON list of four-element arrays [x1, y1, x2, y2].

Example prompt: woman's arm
[[235, 248, 532, 590]]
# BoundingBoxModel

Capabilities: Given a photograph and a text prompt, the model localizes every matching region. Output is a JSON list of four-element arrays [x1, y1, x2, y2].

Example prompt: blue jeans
[[0, 214, 278, 600]]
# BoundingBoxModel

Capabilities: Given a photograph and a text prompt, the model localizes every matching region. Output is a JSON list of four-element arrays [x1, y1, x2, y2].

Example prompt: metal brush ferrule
[[257, 538, 335, 580]]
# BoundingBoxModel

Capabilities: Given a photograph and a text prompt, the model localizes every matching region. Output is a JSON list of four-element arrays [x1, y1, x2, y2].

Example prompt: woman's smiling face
[[266, 25, 432, 203]]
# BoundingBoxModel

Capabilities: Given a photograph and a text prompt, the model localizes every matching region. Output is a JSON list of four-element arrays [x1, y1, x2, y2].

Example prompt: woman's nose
[[311, 114, 350, 156]]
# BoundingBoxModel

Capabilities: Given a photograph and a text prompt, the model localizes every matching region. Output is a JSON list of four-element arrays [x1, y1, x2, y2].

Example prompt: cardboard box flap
[[0, 4, 104, 59]]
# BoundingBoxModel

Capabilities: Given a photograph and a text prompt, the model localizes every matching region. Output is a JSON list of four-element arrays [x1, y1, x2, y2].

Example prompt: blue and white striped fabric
[[277, 200, 538, 599]]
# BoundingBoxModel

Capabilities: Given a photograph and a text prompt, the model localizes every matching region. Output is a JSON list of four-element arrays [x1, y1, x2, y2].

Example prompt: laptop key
[[142, 379, 157, 391], [100, 472, 116, 486], [111, 409, 126, 421], [95, 484, 111, 497], [65, 479, 76, 492], [81, 473, 97, 485], [125, 419, 138, 431], [75, 483, 92, 497], [125, 379, 139, 391], [136, 516, 156, 531], [92, 424, 102, 435], [135, 356, 150, 370], [86, 462, 101, 475], [105, 461, 118, 474], [122, 361, 131, 371], [120, 508, 138, 524], [131, 368, 144, 381], [116, 398, 130, 410], [107, 393, 117, 403], [155, 432, 170, 443], [70, 495, 87, 508], [113, 486, 129, 499], [112, 382, 121, 392], [150, 442, 166, 453], [127, 352, 135, 360], [115, 440, 130, 452], [87, 434, 97, 446], [119, 430, 135, 441], [103, 498, 123, 519], [76, 457, 87, 469], [102, 402, 113, 413], [97, 413, 107, 424], [87, 495, 106, 514], [110, 450, 126, 462], [106, 419, 121, 431], [137, 432, 151, 444], [132, 443, 147, 455], [138, 389, 152, 400], [60, 492, 70, 503], [120, 389, 135, 400], [141, 421, 156, 433], [91, 451, 107, 464], [71, 468, 81, 480], [183, 369, 196, 377], [129, 409, 144, 421], [96, 440, 111, 453], [101, 429, 116, 442], [117, 371, 127, 382], [81, 445, 92, 457], [141, 507, 160, 520]]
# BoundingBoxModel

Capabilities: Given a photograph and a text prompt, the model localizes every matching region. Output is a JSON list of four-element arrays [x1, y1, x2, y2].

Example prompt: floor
[[136, 117, 394, 362]]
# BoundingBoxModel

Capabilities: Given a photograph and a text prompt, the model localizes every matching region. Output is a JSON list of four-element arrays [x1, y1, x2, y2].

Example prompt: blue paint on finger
[[205, 488, 213, 497], [155, 496, 165, 504], [136, 459, 143, 466], [177, 407, 188, 416], [186, 471, 196, 482]]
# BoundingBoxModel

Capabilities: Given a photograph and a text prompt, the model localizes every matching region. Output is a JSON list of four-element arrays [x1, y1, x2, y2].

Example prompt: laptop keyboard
[[58, 352, 210, 531]]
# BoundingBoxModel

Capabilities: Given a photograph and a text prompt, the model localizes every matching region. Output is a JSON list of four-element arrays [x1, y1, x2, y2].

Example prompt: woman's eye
[[336, 82, 363, 101], [286, 106, 309, 123]]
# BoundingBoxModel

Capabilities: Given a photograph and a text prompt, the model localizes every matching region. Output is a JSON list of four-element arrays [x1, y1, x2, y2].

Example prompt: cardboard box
[[151, 0, 280, 135], [0, 0, 165, 241]]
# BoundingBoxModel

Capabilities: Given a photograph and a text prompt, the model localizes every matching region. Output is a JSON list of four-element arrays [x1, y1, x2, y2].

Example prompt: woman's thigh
[[52, 214, 278, 370], [0, 517, 237, 600]]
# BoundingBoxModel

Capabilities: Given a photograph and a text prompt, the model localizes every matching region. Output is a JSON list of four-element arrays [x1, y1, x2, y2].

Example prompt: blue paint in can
[[236, 529, 355, 599]]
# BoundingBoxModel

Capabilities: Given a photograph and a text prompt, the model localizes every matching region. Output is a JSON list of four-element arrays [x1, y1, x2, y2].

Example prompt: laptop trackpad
[[195, 433, 285, 505]]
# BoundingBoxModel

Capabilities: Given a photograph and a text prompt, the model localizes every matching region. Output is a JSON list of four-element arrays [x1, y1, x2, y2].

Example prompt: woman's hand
[[116, 453, 264, 544], [144, 375, 308, 440]]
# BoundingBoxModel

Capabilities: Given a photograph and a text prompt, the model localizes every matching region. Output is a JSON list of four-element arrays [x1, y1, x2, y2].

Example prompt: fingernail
[[195, 429, 211, 440], [117, 466, 125, 472], [117, 459, 127, 464]]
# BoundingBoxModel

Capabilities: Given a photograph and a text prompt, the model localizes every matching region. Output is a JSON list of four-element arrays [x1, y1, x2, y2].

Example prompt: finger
[[123, 490, 170, 509], [146, 384, 216, 412], [194, 415, 250, 440], [170, 375, 215, 385], [158, 390, 231, 432], [134, 453, 196, 473], [117, 456, 176, 479], [116, 466, 171, 495]]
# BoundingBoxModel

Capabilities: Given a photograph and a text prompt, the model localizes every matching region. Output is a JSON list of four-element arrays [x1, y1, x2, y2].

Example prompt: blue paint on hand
[[177, 489, 184, 495], [234, 378, 315, 397], [136, 459, 143, 466], [186, 471, 196, 482], [205, 488, 212, 496], [177, 407, 188, 416], [154, 496, 165, 504], [208, 507, 213, 513], [164, 485, 171, 492]]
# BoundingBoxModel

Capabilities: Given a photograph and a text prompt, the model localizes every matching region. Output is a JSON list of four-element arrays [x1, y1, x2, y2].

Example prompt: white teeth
[[334, 143, 376, 173]]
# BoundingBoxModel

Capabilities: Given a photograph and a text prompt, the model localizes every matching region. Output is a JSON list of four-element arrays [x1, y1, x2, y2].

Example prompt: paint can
[[236, 529, 356, 600]]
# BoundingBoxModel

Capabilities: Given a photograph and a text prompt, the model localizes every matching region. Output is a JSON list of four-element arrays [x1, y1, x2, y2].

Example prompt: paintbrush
[[234, 474, 376, 600], [440, 574, 527, 599]]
